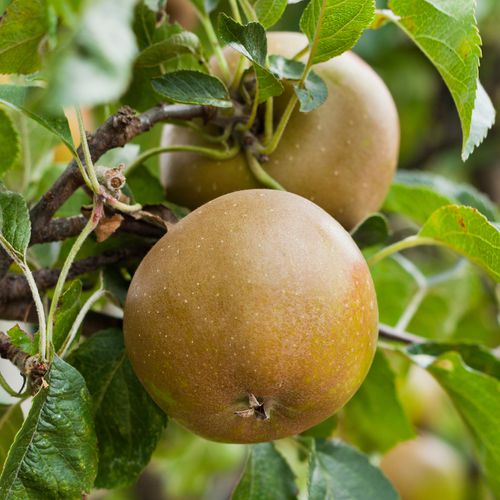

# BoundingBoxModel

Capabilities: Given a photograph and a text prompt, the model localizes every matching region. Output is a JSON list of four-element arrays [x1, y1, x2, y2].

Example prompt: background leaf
[[300, 0, 375, 64], [0, 85, 74, 152], [152, 70, 232, 107], [68, 328, 167, 489], [0, 403, 23, 470], [388, 0, 494, 160], [406, 342, 500, 379], [0, 0, 48, 74], [342, 349, 415, 453], [0, 356, 97, 499], [350, 213, 389, 248], [191, 0, 220, 14], [232, 442, 297, 500], [52, 279, 82, 352], [301, 415, 337, 439], [135, 32, 202, 68], [384, 171, 498, 224], [418, 205, 500, 281], [0, 108, 19, 177], [404, 350, 500, 496], [0, 190, 31, 256], [47, 0, 138, 106], [308, 439, 398, 500]]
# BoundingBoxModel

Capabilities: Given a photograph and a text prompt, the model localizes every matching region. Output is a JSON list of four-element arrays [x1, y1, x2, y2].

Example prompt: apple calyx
[[235, 393, 270, 420]]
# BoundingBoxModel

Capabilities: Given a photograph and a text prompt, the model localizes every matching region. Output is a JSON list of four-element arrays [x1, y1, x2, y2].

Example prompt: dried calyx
[[235, 393, 270, 420]]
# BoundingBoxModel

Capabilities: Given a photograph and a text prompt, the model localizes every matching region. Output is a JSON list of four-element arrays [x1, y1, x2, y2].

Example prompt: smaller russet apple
[[161, 32, 400, 229], [124, 190, 378, 443], [381, 434, 467, 500]]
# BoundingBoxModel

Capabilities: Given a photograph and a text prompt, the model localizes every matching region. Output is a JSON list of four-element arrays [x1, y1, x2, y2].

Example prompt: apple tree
[[0, 0, 498, 498]]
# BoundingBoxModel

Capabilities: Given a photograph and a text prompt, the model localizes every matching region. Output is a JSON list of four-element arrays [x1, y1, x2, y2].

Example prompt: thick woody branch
[[30, 211, 170, 245], [0, 245, 150, 303], [30, 104, 207, 233], [0, 302, 121, 337], [0, 331, 32, 373], [0, 331, 49, 392], [0, 104, 208, 279]]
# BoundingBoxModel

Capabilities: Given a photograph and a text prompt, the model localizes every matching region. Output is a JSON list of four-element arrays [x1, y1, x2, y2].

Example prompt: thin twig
[[379, 323, 425, 344]]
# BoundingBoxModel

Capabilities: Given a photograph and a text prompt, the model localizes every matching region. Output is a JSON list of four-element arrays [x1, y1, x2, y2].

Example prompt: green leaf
[[68, 329, 167, 489], [308, 439, 398, 500], [350, 213, 389, 248], [127, 167, 165, 205], [301, 415, 337, 439], [0, 190, 31, 256], [465, 81, 496, 160], [254, 65, 284, 103], [405, 350, 500, 496], [406, 342, 500, 380], [218, 14, 267, 67], [162, 53, 209, 73], [254, 0, 287, 28], [132, 0, 161, 51], [218, 15, 284, 102], [0, 108, 19, 177], [0, 85, 74, 152], [47, 0, 138, 106], [0, 403, 23, 470], [269, 55, 328, 110], [371, 257, 418, 327], [135, 32, 202, 67], [53, 280, 82, 352], [191, 0, 220, 15], [300, 0, 375, 64], [343, 349, 415, 453], [48, 0, 85, 28], [144, 0, 166, 11], [418, 205, 500, 281], [152, 70, 232, 107], [6, 324, 37, 356], [0, 0, 48, 74], [384, 171, 498, 224], [232, 442, 297, 500], [269, 55, 304, 80], [293, 72, 327, 112], [0, 356, 97, 499], [388, 0, 494, 161]]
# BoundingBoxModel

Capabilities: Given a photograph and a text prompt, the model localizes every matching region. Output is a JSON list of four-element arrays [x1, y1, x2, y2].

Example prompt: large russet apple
[[161, 32, 400, 229], [124, 190, 378, 443]]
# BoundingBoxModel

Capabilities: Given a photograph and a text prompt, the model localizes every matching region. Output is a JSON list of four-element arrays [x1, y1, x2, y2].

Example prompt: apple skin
[[161, 32, 400, 229], [123, 190, 378, 443], [381, 435, 467, 500]]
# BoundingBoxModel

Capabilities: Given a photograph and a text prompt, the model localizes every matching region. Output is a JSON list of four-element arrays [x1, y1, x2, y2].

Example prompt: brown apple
[[161, 32, 399, 229], [124, 189, 378, 443]]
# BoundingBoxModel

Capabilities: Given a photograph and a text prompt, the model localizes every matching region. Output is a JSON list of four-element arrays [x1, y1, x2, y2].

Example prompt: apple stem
[[126, 142, 241, 176], [244, 149, 285, 191]]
